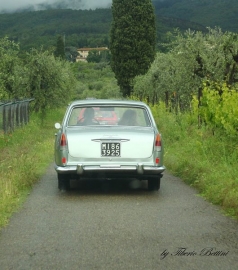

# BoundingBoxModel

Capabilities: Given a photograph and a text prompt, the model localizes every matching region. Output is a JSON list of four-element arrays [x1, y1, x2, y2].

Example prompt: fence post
[[3, 106, 6, 133], [16, 102, 20, 127], [0, 99, 34, 134]]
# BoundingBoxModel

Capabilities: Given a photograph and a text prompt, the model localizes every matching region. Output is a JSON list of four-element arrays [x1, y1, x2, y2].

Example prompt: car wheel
[[58, 174, 70, 191], [148, 177, 161, 191]]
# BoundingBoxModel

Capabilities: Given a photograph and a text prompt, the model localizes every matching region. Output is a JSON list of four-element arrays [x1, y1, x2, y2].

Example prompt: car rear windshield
[[67, 106, 151, 127]]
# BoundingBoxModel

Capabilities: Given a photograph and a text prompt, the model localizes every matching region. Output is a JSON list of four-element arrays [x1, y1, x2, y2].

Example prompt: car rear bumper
[[55, 163, 165, 176]]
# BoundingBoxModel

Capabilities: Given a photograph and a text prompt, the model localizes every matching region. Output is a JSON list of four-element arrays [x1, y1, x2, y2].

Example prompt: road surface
[[0, 164, 237, 270]]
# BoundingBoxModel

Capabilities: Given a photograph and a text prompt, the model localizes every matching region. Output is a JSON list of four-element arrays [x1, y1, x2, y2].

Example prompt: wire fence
[[0, 99, 34, 134]]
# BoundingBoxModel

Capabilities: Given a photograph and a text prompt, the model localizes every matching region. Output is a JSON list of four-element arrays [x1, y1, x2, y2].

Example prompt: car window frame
[[65, 104, 153, 128]]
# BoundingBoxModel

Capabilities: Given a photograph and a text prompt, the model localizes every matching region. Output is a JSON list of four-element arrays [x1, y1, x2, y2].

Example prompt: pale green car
[[54, 99, 165, 191]]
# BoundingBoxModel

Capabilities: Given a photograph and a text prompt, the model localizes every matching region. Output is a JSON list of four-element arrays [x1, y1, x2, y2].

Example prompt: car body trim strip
[[55, 164, 165, 174]]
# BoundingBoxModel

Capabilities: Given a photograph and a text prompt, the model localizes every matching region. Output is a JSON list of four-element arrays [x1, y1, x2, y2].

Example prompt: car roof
[[69, 99, 148, 107]]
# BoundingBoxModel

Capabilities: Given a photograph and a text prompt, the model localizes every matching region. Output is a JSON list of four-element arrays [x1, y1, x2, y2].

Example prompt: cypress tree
[[110, 0, 156, 97], [55, 35, 65, 60]]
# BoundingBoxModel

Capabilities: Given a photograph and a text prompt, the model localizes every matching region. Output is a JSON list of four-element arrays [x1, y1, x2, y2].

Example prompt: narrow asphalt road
[[0, 164, 237, 270]]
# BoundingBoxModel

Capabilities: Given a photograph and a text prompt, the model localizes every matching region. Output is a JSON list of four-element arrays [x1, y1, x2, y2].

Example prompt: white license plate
[[101, 142, 120, 157]]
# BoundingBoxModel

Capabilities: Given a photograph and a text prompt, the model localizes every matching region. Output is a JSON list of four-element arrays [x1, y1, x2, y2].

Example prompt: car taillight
[[155, 134, 161, 151], [60, 133, 67, 147], [62, 157, 67, 165]]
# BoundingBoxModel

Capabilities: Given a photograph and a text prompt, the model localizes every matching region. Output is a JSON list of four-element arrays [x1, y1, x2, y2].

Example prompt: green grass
[[151, 103, 238, 219], [0, 108, 65, 228]]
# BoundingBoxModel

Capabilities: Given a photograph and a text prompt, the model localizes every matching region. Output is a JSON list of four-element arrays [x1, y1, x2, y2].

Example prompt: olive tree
[[134, 28, 238, 110], [172, 28, 238, 85], [110, 0, 156, 97], [0, 37, 22, 100], [25, 49, 76, 114]]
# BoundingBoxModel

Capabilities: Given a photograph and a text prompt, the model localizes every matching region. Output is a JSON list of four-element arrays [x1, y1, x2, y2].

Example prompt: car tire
[[58, 174, 70, 191], [148, 177, 161, 191]]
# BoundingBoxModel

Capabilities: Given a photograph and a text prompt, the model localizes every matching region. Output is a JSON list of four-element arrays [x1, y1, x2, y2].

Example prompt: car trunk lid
[[66, 126, 155, 159]]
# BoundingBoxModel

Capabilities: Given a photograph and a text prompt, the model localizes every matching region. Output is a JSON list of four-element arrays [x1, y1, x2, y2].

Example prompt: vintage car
[[54, 99, 165, 191]]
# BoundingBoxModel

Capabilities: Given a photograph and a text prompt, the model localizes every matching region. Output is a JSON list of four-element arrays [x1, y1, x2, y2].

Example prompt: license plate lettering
[[101, 143, 120, 157]]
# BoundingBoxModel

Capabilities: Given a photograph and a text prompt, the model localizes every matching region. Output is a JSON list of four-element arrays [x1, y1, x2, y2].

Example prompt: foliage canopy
[[133, 28, 238, 110], [54, 35, 65, 60], [0, 8, 206, 53], [0, 37, 76, 115], [110, 0, 157, 96]]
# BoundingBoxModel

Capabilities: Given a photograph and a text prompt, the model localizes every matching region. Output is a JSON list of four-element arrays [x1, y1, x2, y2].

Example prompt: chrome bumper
[[55, 163, 165, 175]]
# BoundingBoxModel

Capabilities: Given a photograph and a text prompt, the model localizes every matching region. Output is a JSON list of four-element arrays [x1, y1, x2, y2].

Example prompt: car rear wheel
[[148, 177, 161, 191], [58, 174, 70, 191]]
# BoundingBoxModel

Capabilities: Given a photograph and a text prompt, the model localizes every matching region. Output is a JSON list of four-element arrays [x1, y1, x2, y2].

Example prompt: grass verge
[[151, 103, 238, 219], [0, 108, 65, 229]]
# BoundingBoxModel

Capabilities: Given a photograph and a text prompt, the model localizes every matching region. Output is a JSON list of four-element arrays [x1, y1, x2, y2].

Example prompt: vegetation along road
[[0, 164, 237, 270]]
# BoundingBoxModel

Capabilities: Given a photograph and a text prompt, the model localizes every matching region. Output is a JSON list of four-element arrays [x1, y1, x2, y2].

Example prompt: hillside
[[153, 0, 238, 33], [0, 9, 112, 51], [0, 8, 205, 52], [0, 0, 237, 52]]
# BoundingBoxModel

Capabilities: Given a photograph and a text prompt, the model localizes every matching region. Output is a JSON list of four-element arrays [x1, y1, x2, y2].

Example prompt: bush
[[199, 82, 238, 135], [150, 101, 238, 219]]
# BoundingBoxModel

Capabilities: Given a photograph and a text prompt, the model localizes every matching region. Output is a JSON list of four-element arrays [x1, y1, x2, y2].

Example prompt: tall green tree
[[65, 46, 79, 62], [87, 50, 102, 63], [87, 50, 111, 63], [0, 37, 29, 100], [110, 0, 156, 96], [54, 35, 65, 59], [25, 49, 76, 115], [133, 28, 238, 110]]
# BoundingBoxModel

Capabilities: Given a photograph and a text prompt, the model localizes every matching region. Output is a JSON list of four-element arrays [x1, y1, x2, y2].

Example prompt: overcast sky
[[0, 0, 112, 12]]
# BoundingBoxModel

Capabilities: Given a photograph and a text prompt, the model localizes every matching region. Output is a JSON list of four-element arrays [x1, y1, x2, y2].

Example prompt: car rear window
[[67, 106, 151, 127]]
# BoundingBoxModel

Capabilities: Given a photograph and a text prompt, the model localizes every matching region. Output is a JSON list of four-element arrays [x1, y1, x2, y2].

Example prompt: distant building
[[76, 47, 109, 62]]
